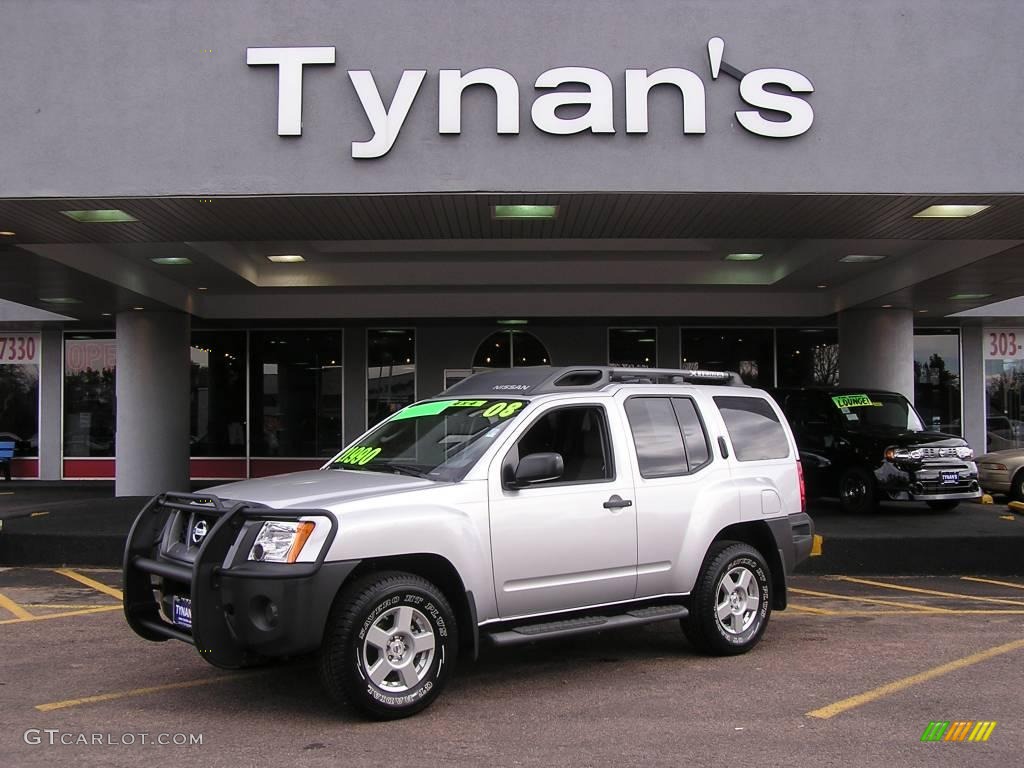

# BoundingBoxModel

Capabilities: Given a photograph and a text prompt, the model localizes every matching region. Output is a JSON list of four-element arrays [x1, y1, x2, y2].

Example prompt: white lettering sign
[[985, 329, 1024, 360], [247, 37, 814, 156], [0, 333, 39, 365]]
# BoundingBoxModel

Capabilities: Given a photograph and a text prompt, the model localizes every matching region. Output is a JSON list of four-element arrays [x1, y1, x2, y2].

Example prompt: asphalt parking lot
[[0, 568, 1021, 767]]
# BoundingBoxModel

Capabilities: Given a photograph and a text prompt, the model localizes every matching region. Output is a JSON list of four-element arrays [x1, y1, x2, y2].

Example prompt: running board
[[485, 604, 688, 647]]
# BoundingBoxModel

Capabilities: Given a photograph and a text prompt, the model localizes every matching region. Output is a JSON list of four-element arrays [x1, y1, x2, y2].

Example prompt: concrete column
[[115, 311, 190, 496], [838, 308, 915, 401], [959, 325, 987, 453], [38, 326, 64, 480], [343, 326, 366, 444]]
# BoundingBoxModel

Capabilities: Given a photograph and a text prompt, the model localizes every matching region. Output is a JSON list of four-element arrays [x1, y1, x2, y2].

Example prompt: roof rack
[[440, 365, 746, 397]]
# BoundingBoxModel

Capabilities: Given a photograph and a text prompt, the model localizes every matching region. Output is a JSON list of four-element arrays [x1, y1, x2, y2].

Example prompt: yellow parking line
[[53, 568, 123, 601], [810, 534, 823, 557], [807, 637, 1024, 719], [27, 603, 110, 609], [0, 591, 34, 620], [961, 575, 1024, 591], [835, 576, 1024, 607], [790, 586, 952, 613], [35, 674, 251, 712], [787, 603, 833, 615], [0, 605, 121, 624]]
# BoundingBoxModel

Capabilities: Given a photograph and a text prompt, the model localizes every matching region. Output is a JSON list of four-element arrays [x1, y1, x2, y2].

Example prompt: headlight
[[248, 521, 315, 563], [980, 462, 1007, 471], [884, 447, 923, 462], [955, 446, 974, 460]]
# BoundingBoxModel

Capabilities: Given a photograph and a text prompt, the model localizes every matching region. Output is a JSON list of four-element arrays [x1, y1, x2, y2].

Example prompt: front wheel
[[682, 542, 772, 656], [838, 467, 877, 514], [319, 571, 457, 720]]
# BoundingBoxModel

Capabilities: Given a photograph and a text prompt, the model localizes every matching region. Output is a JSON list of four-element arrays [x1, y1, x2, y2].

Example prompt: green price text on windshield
[[336, 446, 382, 465], [392, 399, 524, 421]]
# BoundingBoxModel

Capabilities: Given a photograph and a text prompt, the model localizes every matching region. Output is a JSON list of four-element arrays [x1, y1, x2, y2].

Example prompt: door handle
[[603, 495, 633, 510]]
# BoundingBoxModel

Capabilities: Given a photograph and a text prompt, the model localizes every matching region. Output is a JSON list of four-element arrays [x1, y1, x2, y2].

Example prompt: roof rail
[[608, 367, 745, 387]]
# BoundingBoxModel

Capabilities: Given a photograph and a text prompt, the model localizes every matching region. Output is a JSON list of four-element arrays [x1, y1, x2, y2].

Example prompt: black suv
[[770, 388, 981, 513]]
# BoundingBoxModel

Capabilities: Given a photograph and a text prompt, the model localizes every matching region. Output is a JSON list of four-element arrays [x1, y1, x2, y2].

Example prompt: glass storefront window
[[250, 331, 343, 458], [0, 333, 40, 457], [680, 328, 774, 387], [473, 331, 550, 368], [368, 329, 416, 428], [984, 334, 1024, 451], [609, 328, 657, 367], [914, 330, 961, 436], [776, 329, 839, 387], [63, 334, 116, 457], [191, 331, 246, 456]]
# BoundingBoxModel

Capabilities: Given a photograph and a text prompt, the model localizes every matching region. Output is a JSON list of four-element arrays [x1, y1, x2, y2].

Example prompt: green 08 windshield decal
[[335, 446, 382, 465], [391, 399, 524, 421]]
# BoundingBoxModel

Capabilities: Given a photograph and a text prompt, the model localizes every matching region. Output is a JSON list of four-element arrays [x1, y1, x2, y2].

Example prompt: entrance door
[[488, 404, 637, 618]]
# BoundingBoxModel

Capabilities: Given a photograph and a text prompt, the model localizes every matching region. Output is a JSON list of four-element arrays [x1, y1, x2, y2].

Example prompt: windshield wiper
[[383, 463, 433, 479]]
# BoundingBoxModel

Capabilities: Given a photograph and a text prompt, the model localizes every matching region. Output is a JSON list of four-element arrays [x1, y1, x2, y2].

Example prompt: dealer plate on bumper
[[940, 471, 960, 485], [172, 595, 192, 629]]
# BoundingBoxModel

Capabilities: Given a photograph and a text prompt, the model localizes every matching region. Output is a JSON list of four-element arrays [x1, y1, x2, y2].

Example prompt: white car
[[124, 366, 813, 719]]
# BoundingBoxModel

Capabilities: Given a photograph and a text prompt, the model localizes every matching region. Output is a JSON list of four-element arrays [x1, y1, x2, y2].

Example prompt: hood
[[847, 428, 967, 447], [201, 469, 436, 510]]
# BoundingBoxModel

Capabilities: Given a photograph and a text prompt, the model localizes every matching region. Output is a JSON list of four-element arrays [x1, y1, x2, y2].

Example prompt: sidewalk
[[1, 481, 1022, 572]]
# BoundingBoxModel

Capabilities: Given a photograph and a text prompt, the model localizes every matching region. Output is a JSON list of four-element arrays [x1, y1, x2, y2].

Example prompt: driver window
[[510, 406, 613, 485]]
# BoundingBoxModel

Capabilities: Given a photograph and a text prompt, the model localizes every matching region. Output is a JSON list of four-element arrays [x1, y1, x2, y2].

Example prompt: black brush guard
[[123, 491, 342, 669]]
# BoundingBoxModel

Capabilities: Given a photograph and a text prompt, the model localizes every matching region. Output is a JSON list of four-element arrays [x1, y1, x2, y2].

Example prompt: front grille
[[919, 446, 959, 459]]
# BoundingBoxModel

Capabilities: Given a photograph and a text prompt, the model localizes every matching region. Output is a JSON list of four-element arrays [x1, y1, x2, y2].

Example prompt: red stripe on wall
[[189, 458, 247, 479], [63, 458, 116, 479], [9, 458, 39, 479], [249, 459, 324, 477]]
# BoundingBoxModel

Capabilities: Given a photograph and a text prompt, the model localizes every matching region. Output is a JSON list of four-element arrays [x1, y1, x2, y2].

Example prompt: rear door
[[488, 401, 638, 618]]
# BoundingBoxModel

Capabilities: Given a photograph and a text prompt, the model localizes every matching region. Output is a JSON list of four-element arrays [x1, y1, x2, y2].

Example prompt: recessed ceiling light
[[61, 209, 138, 223], [266, 254, 305, 263], [918, 309, 929, 313], [913, 204, 990, 218], [497, 319, 529, 325], [197, 286, 208, 291], [101, 312, 112, 317], [39, 297, 81, 305], [150, 256, 192, 265], [638, 338, 656, 343], [132, 306, 145, 311], [724, 253, 763, 261], [840, 254, 887, 263], [0, 231, 15, 237], [492, 205, 558, 220], [881, 304, 893, 308], [949, 292, 992, 300], [816, 284, 828, 289]]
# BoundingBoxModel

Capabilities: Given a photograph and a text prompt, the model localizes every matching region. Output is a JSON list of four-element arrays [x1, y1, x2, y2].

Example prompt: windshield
[[831, 392, 926, 432], [326, 398, 528, 482]]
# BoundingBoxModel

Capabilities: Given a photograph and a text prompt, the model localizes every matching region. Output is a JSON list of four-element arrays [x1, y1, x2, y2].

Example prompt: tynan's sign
[[247, 37, 814, 159]]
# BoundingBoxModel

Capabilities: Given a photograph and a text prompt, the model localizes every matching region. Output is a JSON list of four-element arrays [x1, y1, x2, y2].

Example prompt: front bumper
[[877, 461, 981, 502], [123, 492, 357, 668]]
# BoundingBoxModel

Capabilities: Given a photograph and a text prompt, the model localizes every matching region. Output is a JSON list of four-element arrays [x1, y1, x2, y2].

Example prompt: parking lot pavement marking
[[834, 576, 1024, 607], [786, 603, 832, 614], [0, 591, 34, 620], [53, 567, 123, 601], [789, 586, 953, 613], [810, 534, 823, 557], [0, 605, 121, 625], [35, 674, 256, 712], [806, 636, 1024, 720], [961, 575, 1024, 591]]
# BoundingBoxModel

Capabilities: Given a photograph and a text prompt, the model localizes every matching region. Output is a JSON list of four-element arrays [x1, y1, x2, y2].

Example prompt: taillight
[[797, 461, 806, 513]]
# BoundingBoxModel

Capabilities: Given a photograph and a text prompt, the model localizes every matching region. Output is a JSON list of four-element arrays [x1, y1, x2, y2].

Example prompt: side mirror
[[509, 452, 564, 488]]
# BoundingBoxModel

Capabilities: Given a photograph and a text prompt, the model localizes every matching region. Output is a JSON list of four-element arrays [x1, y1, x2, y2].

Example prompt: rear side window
[[714, 396, 790, 461], [625, 397, 687, 477], [624, 396, 712, 478]]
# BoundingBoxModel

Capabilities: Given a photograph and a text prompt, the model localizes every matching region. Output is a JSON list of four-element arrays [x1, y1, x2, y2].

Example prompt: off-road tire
[[319, 571, 457, 720], [682, 542, 772, 656]]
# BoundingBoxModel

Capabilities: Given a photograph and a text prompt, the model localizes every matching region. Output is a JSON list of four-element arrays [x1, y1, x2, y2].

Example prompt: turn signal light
[[287, 522, 316, 563]]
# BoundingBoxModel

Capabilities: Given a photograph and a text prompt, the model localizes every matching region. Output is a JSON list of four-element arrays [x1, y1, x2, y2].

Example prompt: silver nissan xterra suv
[[124, 366, 813, 719]]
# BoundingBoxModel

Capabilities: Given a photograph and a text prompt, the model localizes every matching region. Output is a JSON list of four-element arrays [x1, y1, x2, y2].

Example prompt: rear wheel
[[838, 467, 877, 514], [926, 500, 960, 511], [1011, 470, 1024, 501], [319, 571, 457, 720], [682, 542, 772, 656]]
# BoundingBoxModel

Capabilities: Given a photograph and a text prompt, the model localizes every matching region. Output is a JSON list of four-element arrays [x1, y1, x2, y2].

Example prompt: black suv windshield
[[832, 392, 926, 433], [327, 399, 528, 482]]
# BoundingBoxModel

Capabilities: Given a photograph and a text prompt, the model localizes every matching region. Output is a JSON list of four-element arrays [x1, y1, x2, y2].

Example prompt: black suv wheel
[[319, 571, 457, 720], [838, 467, 878, 514]]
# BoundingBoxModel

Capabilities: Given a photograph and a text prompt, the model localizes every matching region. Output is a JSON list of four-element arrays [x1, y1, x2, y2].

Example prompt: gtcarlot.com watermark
[[24, 729, 203, 747]]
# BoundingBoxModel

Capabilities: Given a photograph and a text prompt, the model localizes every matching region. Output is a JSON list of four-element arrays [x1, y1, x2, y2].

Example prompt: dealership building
[[1, 0, 1023, 495]]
